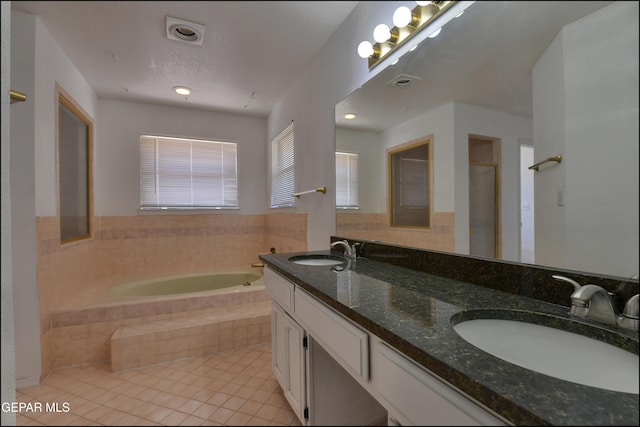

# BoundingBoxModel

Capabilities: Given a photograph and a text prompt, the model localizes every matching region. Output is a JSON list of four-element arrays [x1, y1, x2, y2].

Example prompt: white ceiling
[[11, 1, 359, 116]]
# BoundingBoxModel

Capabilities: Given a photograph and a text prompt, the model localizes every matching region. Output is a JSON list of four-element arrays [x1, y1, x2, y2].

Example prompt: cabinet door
[[272, 302, 307, 423], [271, 302, 286, 387]]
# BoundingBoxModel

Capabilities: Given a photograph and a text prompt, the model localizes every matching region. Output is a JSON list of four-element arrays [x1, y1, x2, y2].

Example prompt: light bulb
[[373, 24, 391, 43], [344, 113, 357, 120], [393, 6, 413, 28], [357, 41, 374, 58]]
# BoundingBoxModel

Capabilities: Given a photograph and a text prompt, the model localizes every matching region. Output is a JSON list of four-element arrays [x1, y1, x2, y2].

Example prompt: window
[[270, 122, 295, 208], [335, 152, 359, 209], [57, 86, 93, 243], [139, 135, 238, 209]]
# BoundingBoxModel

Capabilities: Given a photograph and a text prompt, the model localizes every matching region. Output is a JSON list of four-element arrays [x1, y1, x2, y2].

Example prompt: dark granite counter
[[259, 250, 639, 426]]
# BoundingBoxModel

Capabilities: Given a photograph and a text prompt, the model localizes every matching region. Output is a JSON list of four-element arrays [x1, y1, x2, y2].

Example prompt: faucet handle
[[622, 294, 639, 318], [617, 294, 639, 331], [552, 275, 581, 291], [351, 242, 360, 257]]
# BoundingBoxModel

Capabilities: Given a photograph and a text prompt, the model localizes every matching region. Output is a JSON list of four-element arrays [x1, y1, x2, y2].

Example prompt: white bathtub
[[90, 270, 264, 305]]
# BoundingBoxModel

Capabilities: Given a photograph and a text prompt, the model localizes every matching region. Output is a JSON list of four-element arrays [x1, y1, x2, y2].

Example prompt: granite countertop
[[259, 250, 639, 427]]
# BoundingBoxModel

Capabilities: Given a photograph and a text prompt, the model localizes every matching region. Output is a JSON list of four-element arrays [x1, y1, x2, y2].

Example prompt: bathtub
[[51, 270, 270, 371], [89, 270, 265, 306]]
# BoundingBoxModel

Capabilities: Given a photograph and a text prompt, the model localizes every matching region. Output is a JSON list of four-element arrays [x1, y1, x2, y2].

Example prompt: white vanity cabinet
[[294, 286, 369, 384], [264, 267, 386, 425], [373, 342, 508, 426], [263, 266, 506, 426], [271, 301, 307, 422], [264, 267, 307, 422]]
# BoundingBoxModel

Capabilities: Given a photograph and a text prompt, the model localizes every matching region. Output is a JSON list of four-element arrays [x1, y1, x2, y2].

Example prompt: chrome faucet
[[331, 240, 357, 260], [554, 274, 638, 331], [569, 284, 618, 326]]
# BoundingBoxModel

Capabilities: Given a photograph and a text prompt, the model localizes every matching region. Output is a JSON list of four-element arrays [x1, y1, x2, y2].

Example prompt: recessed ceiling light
[[344, 113, 357, 120], [173, 86, 192, 96], [386, 73, 422, 88], [166, 16, 206, 46]]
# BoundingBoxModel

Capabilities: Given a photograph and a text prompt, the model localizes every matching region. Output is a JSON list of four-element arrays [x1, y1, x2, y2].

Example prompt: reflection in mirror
[[335, 1, 638, 278], [336, 152, 359, 209], [389, 287, 437, 332], [57, 85, 93, 243], [468, 135, 501, 259], [389, 139, 430, 228]]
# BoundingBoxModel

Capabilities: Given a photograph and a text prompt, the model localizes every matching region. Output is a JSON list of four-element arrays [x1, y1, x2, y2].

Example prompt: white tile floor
[[15, 343, 301, 426]]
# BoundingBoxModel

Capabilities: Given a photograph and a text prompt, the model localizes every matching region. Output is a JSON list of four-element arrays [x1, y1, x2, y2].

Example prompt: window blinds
[[335, 152, 359, 209], [270, 122, 295, 208], [140, 135, 238, 209]]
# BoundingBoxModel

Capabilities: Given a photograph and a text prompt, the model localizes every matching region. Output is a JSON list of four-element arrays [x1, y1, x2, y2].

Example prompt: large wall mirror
[[335, 1, 638, 279], [57, 85, 94, 243]]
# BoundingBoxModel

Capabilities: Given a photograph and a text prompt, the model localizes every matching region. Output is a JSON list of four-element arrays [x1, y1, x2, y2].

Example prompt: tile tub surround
[[110, 301, 271, 372], [336, 212, 455, 253], [259, 247, 639, 426], [46, 287, 271, 371], [35, 212, 307, 381], [37, 213, 308, 314]]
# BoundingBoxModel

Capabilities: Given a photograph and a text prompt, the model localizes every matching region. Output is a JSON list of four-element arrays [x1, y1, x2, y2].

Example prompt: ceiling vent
[[387, 73, 422, 88], [166, 16, 206, 46]]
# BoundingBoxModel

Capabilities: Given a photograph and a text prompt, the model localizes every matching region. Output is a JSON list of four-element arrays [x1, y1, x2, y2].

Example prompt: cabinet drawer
[[264, 267, 295, 311], [295, 288, 369, 382], [375, 342, 506, 426]]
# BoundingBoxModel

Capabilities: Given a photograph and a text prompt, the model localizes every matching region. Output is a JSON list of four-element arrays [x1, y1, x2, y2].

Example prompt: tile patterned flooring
[[15, 343, 301, 426]]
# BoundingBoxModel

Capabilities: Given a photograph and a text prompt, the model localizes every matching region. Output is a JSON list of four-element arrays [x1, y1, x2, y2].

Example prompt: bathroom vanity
[[259, 240, 639, 426]]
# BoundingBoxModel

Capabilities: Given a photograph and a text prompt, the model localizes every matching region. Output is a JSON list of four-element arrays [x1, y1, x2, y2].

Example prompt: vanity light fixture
[[173, 86, 192, 96], [393, 6, 418, 29], [358, 1, 468, 70]]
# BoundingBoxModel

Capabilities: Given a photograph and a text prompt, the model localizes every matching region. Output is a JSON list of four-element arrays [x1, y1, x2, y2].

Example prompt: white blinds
[[270, 122, 295, 208], [139, 135, 238, 209], [335, 152, 359, 209]]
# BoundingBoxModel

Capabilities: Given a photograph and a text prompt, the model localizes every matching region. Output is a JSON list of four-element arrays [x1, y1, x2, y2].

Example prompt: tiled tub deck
[[47, 287, 271, 372]]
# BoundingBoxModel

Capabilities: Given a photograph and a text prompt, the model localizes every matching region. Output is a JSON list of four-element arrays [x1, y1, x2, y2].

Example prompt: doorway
[[468, 136, 501, 258]]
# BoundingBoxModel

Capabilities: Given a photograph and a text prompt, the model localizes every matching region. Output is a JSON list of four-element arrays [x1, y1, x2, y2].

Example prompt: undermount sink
[[451, 310, 639, 394], [288, 254, 346, 266]]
